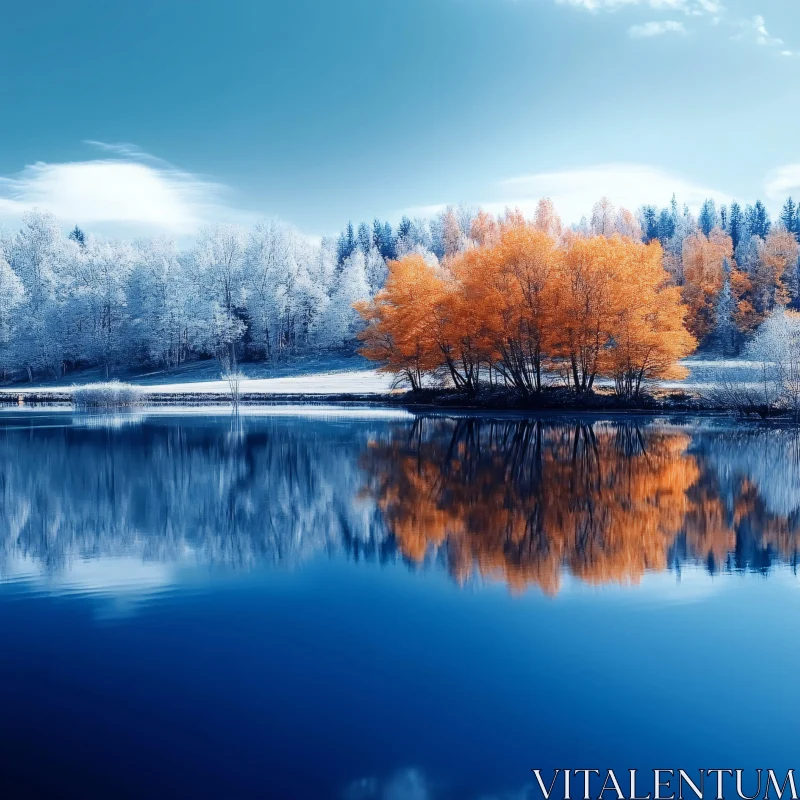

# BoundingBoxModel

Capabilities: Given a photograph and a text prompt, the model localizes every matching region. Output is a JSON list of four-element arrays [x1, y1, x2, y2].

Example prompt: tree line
[[356, 195, 800, 395], [0, 191, 798, 382], [0, 212, 383, 381]]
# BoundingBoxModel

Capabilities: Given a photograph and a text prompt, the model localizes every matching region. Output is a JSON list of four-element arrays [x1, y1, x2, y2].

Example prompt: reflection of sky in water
[[1, 411, 799, 798]]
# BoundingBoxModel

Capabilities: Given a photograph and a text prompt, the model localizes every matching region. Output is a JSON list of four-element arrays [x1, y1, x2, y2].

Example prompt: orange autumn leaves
[[362, 420, 699, 595], [356, 223, 696, 397], [362, 420, 800, 595], [679, 227, 800, 342]]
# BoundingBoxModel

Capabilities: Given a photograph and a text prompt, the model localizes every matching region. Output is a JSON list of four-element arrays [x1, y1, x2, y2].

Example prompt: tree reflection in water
[[0, 413, 799, 594], [362, 418, 800, 593]]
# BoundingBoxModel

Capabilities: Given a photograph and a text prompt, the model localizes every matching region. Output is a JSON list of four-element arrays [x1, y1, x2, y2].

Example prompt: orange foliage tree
[[752, 228, 798, 313], [601, 239, 696, 397], [357, 211, 697, 397], [355, 254, 443, 390], [453, 224, 559, 394], [681, 228, 734, 341]]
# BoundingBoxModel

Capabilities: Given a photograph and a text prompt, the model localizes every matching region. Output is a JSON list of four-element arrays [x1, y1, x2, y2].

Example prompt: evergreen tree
[[641, 206, 659, 243], [68, 225, 86, 248], [698, 199, 718, 236], [714, 260, 738, 355], [371, 218, 384, 251], [357, 222, 372, 255], [745, 201, 771, 239], [670, 194, 679, 220], [381, 221, 396, 260], [336, 222, 357, 266], [719, 205, 728, 233], [781, 198, 798, 240], [729, 202, 744, 250], [657, 207, 675, 243], [397, 216, 412, 240]]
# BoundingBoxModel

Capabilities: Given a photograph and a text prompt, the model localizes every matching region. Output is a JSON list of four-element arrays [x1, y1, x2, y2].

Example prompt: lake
[[1, 408, 798, 799]]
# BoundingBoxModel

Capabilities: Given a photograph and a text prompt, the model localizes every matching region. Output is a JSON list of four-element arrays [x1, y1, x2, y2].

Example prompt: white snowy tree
[[243, 220, 319, 359], [128, 237, 192, 369], [186, 224, 248, 362], [591, 197, 617, 237], [364, 245, 387, 295], [0, 255, 25, 380], [746, 309, 800, 416], [69, 238, 134, 377], [318, 249, 371, 346], [8, 210, 71, 378]]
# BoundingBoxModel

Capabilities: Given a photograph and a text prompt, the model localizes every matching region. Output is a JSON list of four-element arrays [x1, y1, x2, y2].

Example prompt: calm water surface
[[1, 408, 799, 799]]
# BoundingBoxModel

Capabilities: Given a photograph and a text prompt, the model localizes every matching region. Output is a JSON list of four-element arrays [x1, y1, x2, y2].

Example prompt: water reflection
[[1, 411, 799, 596], [0, 412, 391, 581]]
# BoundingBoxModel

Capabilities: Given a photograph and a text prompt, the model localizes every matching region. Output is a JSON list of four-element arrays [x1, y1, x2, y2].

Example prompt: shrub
[[72, 382, 143, 410]]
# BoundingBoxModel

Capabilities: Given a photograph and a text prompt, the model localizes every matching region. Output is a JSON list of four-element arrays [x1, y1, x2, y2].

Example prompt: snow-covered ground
[[143, 369, 396, 395], [0, 354, 763, 397], [0, 369, 395, 396]]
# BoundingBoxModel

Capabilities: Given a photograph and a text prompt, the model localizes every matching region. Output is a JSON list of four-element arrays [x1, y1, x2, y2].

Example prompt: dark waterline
[[1, 409, 798, 799]]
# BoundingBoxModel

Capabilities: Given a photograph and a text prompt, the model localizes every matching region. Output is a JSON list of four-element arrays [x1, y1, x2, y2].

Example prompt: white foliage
[[0, 209, 394, 379], [746, 309, 800, 414], [319, 250, 371, 346], [72, 381, 143, 409]]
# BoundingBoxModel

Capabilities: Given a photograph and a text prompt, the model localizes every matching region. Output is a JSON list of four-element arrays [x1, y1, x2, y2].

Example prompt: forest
[[0, 193, 798, 384], [358, 197, 800, 397]]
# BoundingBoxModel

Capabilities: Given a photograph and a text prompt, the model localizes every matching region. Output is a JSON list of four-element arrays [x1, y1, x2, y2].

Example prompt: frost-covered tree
[[615, 207, 643, 240], [357, 222, 372, 255], [364, 245, 387, 295], [128, 237, 192, 369], [745, 201, 771, 240], [0, 255, 25, 380], [746, 310, 800, 416], [186, 224, 247, 362], [70, 238, 134, 377], [396, 217, 431, 257], [590, 197, 616, 237], [8, 210, 71, 378], [244, 220, 322, 358], [714, 265, 738, 355], [336, 222, 357, 266], [318, 249, 370, 346]]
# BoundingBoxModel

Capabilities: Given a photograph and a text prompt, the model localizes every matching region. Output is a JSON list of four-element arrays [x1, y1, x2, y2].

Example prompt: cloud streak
[[629, 20, 686, 37], [555, 0, 722, 16], [0, 143, 249, 236], [550, 0, 794, 54], [733, 15, 797, 56]]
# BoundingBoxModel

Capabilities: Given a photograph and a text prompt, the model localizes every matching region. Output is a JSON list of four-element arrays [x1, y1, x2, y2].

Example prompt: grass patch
[[72, 382, 144, 409]]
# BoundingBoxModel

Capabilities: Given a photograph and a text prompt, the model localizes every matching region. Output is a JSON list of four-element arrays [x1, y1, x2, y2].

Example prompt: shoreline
[[0, 386, 785, 421]]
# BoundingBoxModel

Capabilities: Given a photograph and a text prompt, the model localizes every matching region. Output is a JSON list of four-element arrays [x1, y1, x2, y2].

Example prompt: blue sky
[[0, 0, 798, 237]]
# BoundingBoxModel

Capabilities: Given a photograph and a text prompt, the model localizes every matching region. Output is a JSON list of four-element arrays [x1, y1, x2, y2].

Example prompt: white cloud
[[555, 0, 720, 16], [551, 0, 796, 53], [629, 19, 686, 37], [0, 142, 251, 236], [476, 163, 729, 224], [733, 14, 796, 55], [764, 164, 800, 203]]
